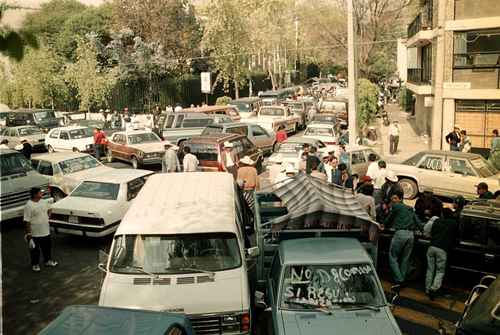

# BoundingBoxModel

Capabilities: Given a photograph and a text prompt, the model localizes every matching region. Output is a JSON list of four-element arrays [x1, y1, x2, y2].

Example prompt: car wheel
[[131, 156, 139, 169], [47, 145, 54, 153], [399, 178, 418, 200], [72, 147, 79, 152], [52, 189, 66, 202], [106, 149, 113, 163]]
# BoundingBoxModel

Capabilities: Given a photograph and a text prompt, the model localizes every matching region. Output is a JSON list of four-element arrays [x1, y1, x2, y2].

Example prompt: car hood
[[280, 309, 401, 335], [128, 142, 166, 153]]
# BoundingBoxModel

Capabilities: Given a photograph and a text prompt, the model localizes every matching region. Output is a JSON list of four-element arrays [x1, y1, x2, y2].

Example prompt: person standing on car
[[383, 190, 422, 291], [162, 142, 180, 173], [221, 141, 239, 179], [389, 121, 400, 155], [93, 127, 106, 161], [182, 146, 199, 172], [424, 207, 457, 300], [24, 187, 58, 272], [445, 126, 461, 151]]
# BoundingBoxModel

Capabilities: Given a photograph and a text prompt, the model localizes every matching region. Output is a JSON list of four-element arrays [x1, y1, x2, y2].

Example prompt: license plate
[[68, 216, 79, 224]]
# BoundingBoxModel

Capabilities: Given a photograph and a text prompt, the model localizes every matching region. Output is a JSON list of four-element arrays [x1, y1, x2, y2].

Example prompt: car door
[[58, 131, 70, 150], [449, 215, 488, 274], [350, 150, 368, 176], [249, 125, 273, 152], [445, 157, 480, 198], [111, 134, 127, 160], [415, 154, 449, 195]]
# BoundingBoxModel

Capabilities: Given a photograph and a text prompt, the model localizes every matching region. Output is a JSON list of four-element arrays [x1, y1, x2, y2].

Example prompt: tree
[[65, 38, 117, 111], [357, 78, 379, 130], [202, 0, 250, 98], [0, 2, 38, 61]]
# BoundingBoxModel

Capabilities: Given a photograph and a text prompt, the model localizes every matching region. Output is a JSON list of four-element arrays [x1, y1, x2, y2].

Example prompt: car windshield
[[277, 142, 304, 153], [281, 263, 384, 310], [313, 115, 336, 123], [403, 152, 425, 166], [33, 111, 56, 121], [18, 127, 42, 136], [71, 181, 119, 200], [110, 233, 242, 274], [69, 128, 93, 139], [0, 152, 33, 176], [128, 133, 160, 144], [321, 102, 346, 113], [469, 157, 498, 177], [260, 108, 284, 116], [58, 156, 101, 174], [304, 127, 334, 136]]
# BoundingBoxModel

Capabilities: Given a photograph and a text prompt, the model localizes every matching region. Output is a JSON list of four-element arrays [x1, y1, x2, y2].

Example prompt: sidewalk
[[374, 103, 430, 163]]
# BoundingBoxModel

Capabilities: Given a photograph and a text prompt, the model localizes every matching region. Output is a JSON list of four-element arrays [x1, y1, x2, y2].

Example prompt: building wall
[[415, 95, 433, 136], [454, 0, 500, 20], [397, 39, 408, 82]]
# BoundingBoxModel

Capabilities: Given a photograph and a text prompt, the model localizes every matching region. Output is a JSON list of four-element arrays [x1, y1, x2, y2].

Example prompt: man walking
[[24, 187, 58, 272], [388, 121, 400, 155], [93, 127, 106, 161], [182, 146, 199, 172], [162, 142, 180, 173], [445, 126, 461, 151], [221, 141, 239, 179], [383, 190, 421, 291]]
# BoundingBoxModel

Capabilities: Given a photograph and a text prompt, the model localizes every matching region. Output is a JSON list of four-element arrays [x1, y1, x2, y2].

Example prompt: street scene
[[1, 0, 499, 335]]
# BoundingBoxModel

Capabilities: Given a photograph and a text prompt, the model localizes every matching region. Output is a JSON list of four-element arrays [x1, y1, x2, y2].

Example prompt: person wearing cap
[[356, 175, 373, 193], [162, 142, 180, 173], [221, 141, 239, 179], [237, 156, 260, 211], [414, 187, 443, 222], [0, 139, 9, 149], [445, 126, 461, 151], [476, 182, 494, 199], [19, 138, 32, 159], [389, 121, 400, 155], [93, 127, 107, 161]]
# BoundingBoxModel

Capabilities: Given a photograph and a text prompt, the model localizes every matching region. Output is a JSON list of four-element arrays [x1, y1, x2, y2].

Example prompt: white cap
[[240, 156, 255, 165], [223, 141, 234, 148]]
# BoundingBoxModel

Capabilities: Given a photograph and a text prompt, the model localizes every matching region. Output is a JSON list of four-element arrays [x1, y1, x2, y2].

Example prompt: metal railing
[[407, 68, 432, 85], [408, 14, 422, 38], [407, 0, 433, 38]]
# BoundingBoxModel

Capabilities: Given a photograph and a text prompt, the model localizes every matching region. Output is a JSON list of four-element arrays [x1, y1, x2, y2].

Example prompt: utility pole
[[294, 0, 300, 82], [347, 0, 358, 145]]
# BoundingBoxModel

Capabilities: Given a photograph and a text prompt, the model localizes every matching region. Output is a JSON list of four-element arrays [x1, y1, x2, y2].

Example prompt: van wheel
[[52, 189, 66, 202], [399, 178, 418, 200], [131, 156, 139, 169], [106, 149, 114, 163], [47, 145, 54, 153]]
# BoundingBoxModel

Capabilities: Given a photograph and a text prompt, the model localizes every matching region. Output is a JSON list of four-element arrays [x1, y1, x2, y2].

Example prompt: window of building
[[454, 29, 500, 68], [455, 100, 500, 148]]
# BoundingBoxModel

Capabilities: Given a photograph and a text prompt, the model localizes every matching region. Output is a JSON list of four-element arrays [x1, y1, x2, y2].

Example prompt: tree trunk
[[234, 79, 240, 99]]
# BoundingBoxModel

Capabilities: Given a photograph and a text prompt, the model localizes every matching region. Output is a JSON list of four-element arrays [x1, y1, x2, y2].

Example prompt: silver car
[[1, 126, 46, 151]]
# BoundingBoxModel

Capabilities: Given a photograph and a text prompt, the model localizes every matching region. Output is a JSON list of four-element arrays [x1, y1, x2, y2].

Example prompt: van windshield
[[0, 152, 33, 176], [110, 233, 242, 274]]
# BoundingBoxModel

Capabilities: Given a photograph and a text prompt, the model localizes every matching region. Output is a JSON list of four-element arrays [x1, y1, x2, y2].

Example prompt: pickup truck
[[244, 106, 301, 134]]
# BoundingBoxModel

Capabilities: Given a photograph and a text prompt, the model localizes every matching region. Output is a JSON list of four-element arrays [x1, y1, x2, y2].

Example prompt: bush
[[215, 96, 232, 105], [357, 78, 379, 129]]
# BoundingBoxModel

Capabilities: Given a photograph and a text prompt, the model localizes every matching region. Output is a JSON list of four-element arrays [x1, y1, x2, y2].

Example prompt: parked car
[[6, 109, 62, 132], [98, 173, 256, 334], [183, 133, 264, 173], [303, 122, 337, 145], [332, 145, 380, 177], [267, 137, 333, 168], [45, 126, 95, 153], [38, 305, 194, 335], [106, 130, 166, 169], [387, 150, 500, 199], [31, 152, 112, 201], [182, 105, 241, 122], [159, 112, 224, 146], [0, 126, 46, 151], [319, 97, 348, 121], [0, 148, 51, 221], [231, 97, 262, 119], [256, 238, 401, 335], [243, 106, 301, 134], [49, 169, 153, 237], [311, 113, 337, 126], [202, 122, 276, 155], [283, 100, 308, 129]]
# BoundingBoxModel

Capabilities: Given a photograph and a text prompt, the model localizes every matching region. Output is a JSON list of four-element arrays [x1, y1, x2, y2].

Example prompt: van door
[[450, 215, 487, 274], [58, 131, 70, 150]]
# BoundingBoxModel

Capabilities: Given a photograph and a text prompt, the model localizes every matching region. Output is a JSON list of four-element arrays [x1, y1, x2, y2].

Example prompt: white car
[[31, 152, 112, 200], [45, 126, 95, 153], [49, 169, 153, 237], [388, 150, 500, 199], [0, 126, 46, 151], [303, 122, 337, 145]]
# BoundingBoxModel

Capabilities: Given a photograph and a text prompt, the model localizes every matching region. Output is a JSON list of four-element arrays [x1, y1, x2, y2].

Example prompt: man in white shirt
[[182, 146, 199, 172], [366, 153, 379, 179], [389, 121, 400, 155], [373, 160, 388, 204], [23, 187, 58, 272]]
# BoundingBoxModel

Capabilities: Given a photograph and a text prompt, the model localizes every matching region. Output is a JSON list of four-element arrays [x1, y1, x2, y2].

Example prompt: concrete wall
[[415, 94, 433, 136], [453, 69, 500, 89], [454, 0, 500, 20], [397, 39, 408, 81]]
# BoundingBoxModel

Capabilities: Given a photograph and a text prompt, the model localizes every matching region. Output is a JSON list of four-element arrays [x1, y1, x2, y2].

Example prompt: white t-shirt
[[366, 162, 379, 179], [23, 199, 50, 237], [389, 124, 400, 136], [183, 153, 199, 172], [225, 152, 235, 167], [373, 168, 388, 189]]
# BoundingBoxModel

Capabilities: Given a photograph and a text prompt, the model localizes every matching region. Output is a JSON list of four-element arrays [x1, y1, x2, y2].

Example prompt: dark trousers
[[227, 165, 238, 180], [95, 144, 104, 160], [390, 135, 399, 154], [30, 235, 52, 265]]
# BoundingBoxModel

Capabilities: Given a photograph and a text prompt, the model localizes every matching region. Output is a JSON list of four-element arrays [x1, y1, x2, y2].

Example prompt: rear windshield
[[0, 152, 33, 176], [182, 118, 214, 128], [202, 126, 223, 135], [188, 143, 219, 161], [260, 108, 284, 116], [71, 181, 119, 200], [18, 127, 42, 136]]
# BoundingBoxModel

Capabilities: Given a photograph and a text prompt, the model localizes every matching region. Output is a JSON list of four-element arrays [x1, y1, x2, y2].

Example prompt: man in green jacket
[[383, 190, 422, 291]]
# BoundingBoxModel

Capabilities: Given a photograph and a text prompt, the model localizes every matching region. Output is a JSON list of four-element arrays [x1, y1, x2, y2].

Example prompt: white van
[[98, 172, 257, 335]]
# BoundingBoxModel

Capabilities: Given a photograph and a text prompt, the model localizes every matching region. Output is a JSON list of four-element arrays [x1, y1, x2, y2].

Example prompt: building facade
[[406, 0, 500, 152]]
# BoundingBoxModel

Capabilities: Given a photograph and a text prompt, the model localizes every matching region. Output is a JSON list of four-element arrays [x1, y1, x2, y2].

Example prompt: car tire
[[399, 178, 418, 200], [52, 189, 66, 202], [47, 145, 54, 153], [131, 156, 139, 169], [106, 149, 113, 163], [72, 147, 79, 152]]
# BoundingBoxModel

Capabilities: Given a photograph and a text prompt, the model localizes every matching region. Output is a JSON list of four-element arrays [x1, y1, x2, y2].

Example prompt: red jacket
[[94, 131, 107, 145], [276, 130, 288, 143]]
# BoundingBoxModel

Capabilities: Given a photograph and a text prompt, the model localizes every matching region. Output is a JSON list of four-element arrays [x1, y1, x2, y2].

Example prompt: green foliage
[[215, 96, 231, 105], [306, 63, 320, 79], [0, 2, 39, 61], [366, 51, 397, 82], [357, 79, 379, 129], [399, 86, 413, 112]]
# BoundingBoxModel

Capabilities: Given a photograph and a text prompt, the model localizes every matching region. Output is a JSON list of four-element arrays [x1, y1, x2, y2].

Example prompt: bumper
[[141, 157, 163, 165], [50, 220, 120, 237], [0, 206, 24, 221]]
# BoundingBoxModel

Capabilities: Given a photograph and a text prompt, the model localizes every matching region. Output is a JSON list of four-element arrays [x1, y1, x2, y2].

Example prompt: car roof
[[50, 126, 89, 131], [261, 105, 286, 109], [8, 109, 55, 113], [279, 238, 371, 265], [231, 97, 261, 103], [163, 112, 212, 119], [183, 105, 236, 113], [32, 152, 93, 162], [116, 172, 238, 235], [113, 130, 156, 136], [5, 125, 40, 130], [82, 169, 153, 184], [187, 133, 241, 144], [306, 123, 334, 128], [415, 150, 484, 159], [283, 137, 321, 145], [206, 122, 248, 129]]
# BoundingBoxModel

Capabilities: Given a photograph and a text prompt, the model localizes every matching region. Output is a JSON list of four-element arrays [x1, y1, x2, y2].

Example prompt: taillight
[[240, 312, 250, 333]]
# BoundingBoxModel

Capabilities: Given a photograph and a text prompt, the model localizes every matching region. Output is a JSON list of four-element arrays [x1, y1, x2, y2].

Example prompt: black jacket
[[20, 143, 32, 160]]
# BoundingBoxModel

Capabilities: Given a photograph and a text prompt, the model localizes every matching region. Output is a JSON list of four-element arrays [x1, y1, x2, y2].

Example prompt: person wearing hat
[[445, 126, 461, 151], [356, 175, 373, 193], [162, 141, 180, 173], [476, 182, 494, 199], [93, 127, 107, 161], [18, 138, 32, 159], [388, 120, 400, 155], [221, 141, 239, 179], [377, 171, 403, 222], [237, 156, 260, 211]]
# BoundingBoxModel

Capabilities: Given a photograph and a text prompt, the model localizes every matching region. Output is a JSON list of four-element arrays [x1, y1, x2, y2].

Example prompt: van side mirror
[[247, 247, 260, 258]]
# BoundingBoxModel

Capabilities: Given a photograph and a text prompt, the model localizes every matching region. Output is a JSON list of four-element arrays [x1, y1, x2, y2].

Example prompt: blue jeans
[[425, 246, 447, 293], [389, 230, 414, 284]]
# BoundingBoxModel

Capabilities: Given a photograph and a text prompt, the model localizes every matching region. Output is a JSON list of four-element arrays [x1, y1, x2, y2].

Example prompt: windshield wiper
[[336, 302, 383, 312], [285, 300, 332, 315], [178, 267, 215, 277]]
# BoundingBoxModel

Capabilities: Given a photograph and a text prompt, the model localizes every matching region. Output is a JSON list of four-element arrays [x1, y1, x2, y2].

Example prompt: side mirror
[[98, 263, 107, 273], [247, 246, 260, 258], [255, 291, 268, 310]]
